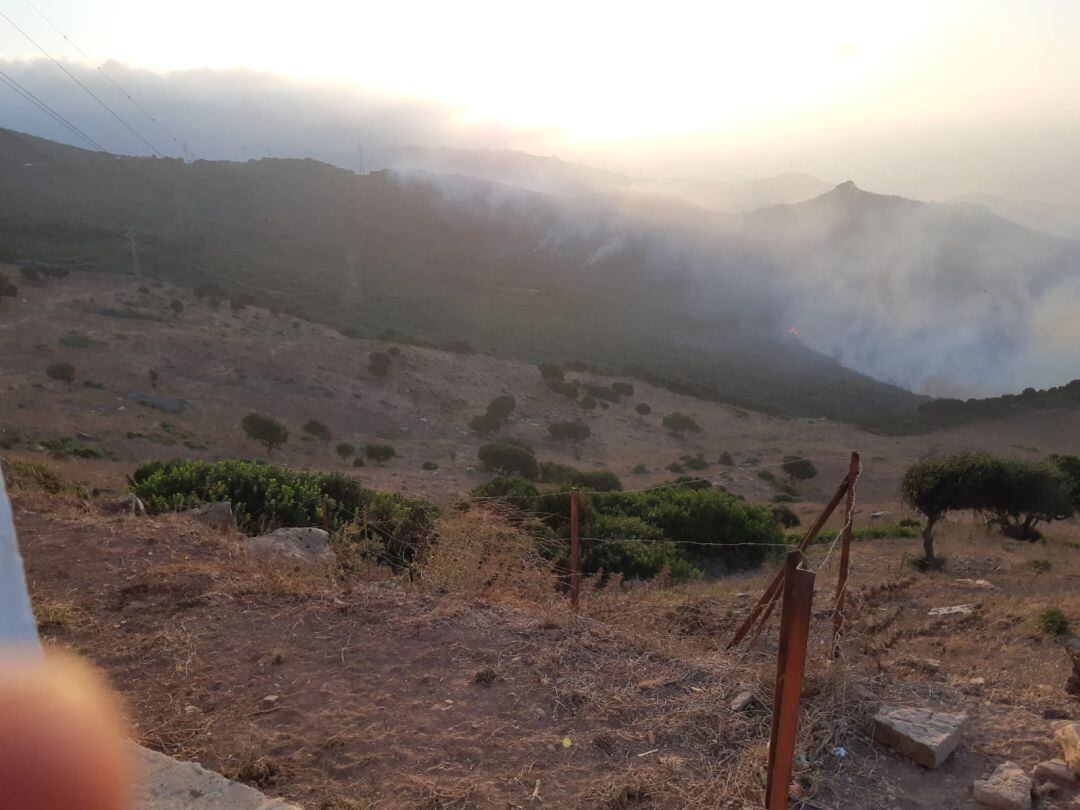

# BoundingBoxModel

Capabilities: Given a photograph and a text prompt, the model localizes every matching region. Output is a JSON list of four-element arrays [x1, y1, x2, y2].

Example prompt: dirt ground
[[11, 468, 1080, 809]]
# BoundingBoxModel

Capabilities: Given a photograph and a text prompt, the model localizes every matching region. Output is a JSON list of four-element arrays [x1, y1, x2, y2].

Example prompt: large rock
[[187, 502, 236, 532], [248, 527, 334, 565], [1033, 759, 1079, 787], [1055, 722, 1080, 772], [106, 494, 147, 516], [1066, 637, 1080, 696], [131, 744, 299, 809], [972, 761, 1032, 809], [872, 706, 967, 768]]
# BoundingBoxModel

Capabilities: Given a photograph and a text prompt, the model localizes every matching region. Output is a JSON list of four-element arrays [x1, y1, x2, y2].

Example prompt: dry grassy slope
[[3, 268, 1080, 508]]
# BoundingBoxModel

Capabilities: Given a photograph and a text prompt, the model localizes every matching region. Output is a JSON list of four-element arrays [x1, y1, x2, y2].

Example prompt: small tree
[[335, 442, 355, 461], [612, 382, 634, 397], [548, 421, 591, 442], [663, 412, 701, 435], [302, 419, 332, 441], [364, 444, 396, 465], [782, 456, 818, 481], [469, 412, 502, 435], [486, 394, 516, 421], [478, 442, 539, 480], [46, 362, 75, 386], [635, 403, 652, 417], [241, 412, 289, 453]]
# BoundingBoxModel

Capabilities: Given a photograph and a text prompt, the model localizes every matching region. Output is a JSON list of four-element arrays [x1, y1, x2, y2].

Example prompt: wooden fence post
[[569, 490, 580, 610], [765, 551, 815, 809], [832, 451, 861, 658]]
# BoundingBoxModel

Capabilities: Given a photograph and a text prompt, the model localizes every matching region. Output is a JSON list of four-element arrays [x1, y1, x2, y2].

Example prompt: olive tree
[[241, 412, 289, 453], [662, 412, 701, 435]]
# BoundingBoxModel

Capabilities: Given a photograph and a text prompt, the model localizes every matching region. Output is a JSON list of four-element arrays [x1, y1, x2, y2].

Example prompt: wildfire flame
[[789, 326, 799, 337]]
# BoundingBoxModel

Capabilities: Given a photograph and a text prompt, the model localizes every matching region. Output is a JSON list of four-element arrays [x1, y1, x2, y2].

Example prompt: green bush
[[471, 476, 540, 507], [39, 437, 104, 459], [635, 403, 651, 416], [469, 412, 502, 435], [538, 462, 622, 492], [352, 457, 365, 467], [546, 380, 579, 398], [666, 462, 685, 474], [549, 421, 591, 441], [303, 419, 331, 441], [631, 463, 648, 474], [771, 505, 801, 528], [538, 362, 564, 382], [584, 383, 620, 403], [583, 515, 699, 583], [422, 461, 439, 471], [486, 394, 516, 421], [612, 382, 634, 397], [580, 396, 598, 411], [242, 412, 289, 453], [1037, 608, 1071, 636], [782, 456, 818, 480], [682, 453, 709, 471], [335, 442, 355, 460], [364, 444, 396, 465], [1050, 454, 1080, 511], [478, 442, 539, 480], [718, 451, 735, 466], [46, 362, 75, 385], [662, 412, 701, 435], [368, 351, 391, 379]]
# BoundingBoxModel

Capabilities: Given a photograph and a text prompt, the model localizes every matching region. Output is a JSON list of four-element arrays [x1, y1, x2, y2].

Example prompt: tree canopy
[[241, 412, 289, 453]]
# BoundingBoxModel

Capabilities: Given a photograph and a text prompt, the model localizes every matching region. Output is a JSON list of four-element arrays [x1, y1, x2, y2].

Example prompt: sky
[[1, 0, 1079, 200]]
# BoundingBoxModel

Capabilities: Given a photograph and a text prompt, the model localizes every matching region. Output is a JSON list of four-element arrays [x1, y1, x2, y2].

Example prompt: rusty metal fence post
[[569, 490, 580, 610], [765, 551, 815, 810]]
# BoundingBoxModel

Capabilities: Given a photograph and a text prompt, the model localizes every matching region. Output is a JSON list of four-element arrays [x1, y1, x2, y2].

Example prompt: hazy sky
[[1, 0, 1079, 200]]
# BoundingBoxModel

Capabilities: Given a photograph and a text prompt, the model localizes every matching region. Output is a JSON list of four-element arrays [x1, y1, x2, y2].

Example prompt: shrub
[[469, 412, 502, 435], [682, 453, 709, 471], [1037, 608, 1071, 636], [335, 442, 355, 460], [478, 442, 539, 480], [584, 383, 619, 403], [352, 457, 365, 467], [718, 451, 735, 466], [302, 419, 331, 441], [584, 515, 699, 583], [46, 362, 75, 385], [364, 444, 396, 465], [170, 299, 184, 315], [1050, 454, 1080, 511], [782, 456, 818, 480], [39, 437, 104, 459], [631, 463, 648, 475], [903, 453, 1074, 559], [422, 461, 439, 471], [58, 333, 94, 349], [771, 505, 801, 528], [757, 469, 779, 485], [580, 396, 598, 411], [130, 458, 429, 564], [564, 359, 589, 372], [549, 421, 591, 442], [242, 412, 289, 453], [498, 436, 535, 454], [538, 462, 622, 491], [635, 403, 651, 416], [486, 395, 516, 421], [547, 379, 579, 398], [471, 476, 540, 506], [612, 382, 634, 397], [666, 462, 685, 474], [662, 412, 701, 435], [368, 351, 391, 379], [538, 362, 564, 382]]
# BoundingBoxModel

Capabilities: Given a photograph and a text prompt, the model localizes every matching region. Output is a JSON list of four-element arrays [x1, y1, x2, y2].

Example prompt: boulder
[[107, 494, 146, 516], [972, 761, 1032, 809], [928, 603, 980, 617], [1033, 759, 1078, 787], [248, 527, 334, 565], [1054, 722, 1080, 772], [730, 690, 760, 712], [1066, 637, 1080, 696], [872, 706, 967, 768], [187, 502, 236, 532]]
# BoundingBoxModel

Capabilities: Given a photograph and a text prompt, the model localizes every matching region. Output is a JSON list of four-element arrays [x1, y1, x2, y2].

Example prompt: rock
[[971, 761, 1032, 809], [76, 431, 95, 442], [1054, 722, 1080, 771], [955, 578, 995, 590], [107, 494, 146, 516], [1066, 637, 1080, 696], [872, 706, 967, 768], [870, 511, 890, 520], [259, 694, 280, 710], [247, 527, 334, 566], [899, 656, 942, 674], [928, 603, 980, 617], [131, 743, 299, 808], [187, 501, 236, 532], [731, 690, 760, 711], [1033, 759, 1078, 787]]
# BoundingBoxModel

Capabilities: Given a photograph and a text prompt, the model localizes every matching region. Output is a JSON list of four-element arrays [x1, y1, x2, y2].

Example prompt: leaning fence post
[[569, 490, 581, 610], [832, 451, 861, 658], [765, 551, 815, 809]]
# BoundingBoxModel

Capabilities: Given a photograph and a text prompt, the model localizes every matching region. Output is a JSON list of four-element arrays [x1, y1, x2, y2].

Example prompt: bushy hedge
[[478, 442, 540, 480], [130, 459, 429, 565], [538, 461, 622, 492]]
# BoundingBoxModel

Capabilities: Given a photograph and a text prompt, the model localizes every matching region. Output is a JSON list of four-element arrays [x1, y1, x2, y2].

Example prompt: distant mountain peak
[[833, 180, 859, 192]]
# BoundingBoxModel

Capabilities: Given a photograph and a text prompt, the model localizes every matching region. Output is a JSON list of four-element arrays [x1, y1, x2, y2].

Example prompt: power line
[[0, 65, 106, 151], [0, 8, 162, 156], [20, 0, 189, 159]]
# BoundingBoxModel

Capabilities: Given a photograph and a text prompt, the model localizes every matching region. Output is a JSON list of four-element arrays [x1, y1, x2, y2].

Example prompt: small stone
[[182, 705, 202, 716], [247, 527, 335, 566], [1054, 723, 1080, 771], [187, 501, 236, 532], [955, 578, 995, 590], [730, 691, 760, 712], [260, 694, 280, 710], [1033, 759, 1079, 787], [106, 494, 146, 516], [900, 657, 942, 673], [872, 706, 967, 768], [928, 603, 980, 617], [971, 761, 1032, 809]]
